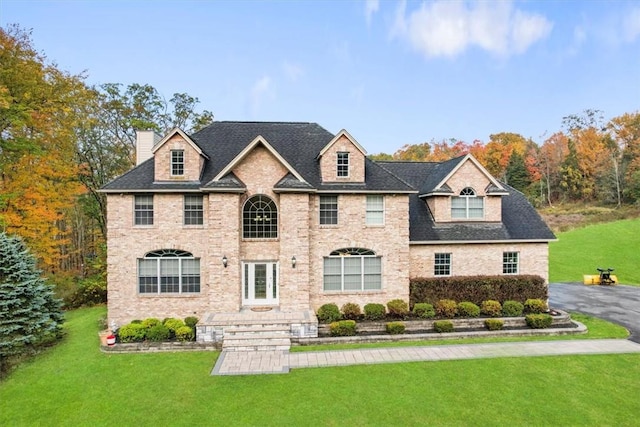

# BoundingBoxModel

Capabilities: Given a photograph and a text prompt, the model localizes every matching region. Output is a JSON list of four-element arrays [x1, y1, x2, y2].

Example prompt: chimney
[[135, 130, 162, 165]]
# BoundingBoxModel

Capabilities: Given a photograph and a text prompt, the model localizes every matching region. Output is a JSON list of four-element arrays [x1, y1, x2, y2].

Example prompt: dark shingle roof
[[378, 161, 555, 242], [103, 121, 414, 193]]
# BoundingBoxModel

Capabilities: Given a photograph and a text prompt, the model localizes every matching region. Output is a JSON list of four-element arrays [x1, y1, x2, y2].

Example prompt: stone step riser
[[223, 345, 291, 352]]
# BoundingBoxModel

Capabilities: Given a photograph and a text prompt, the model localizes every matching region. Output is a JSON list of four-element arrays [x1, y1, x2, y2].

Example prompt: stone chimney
[[135, 130, 162, 165]]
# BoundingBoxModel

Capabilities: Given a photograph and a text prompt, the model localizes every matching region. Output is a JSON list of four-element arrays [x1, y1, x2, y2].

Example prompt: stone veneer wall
[[153, 134, 203, 182], [409, 242, 549, 281], [319, 135, 365, 183], [308, 193, 411, 311]]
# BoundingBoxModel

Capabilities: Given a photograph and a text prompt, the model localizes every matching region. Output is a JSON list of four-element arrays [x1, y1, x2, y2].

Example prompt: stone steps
[[222, 323, 292, 352]]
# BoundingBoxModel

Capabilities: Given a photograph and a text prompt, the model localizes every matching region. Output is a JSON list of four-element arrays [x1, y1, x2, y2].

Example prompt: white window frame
[[134, 195, 154, 226], [434, 253, 451, 276], [337, 152, 349, 177], [242, 194, 278, 239], [366, 195, 384, 225], [319, 195, 338, 225], [451, 187, 484, 219], [138, 249, 200, 294], [323, 248, 382, 292], [171, 149, 184, 176], [184, 195, 204, 225], [503, 251, 519, 274]]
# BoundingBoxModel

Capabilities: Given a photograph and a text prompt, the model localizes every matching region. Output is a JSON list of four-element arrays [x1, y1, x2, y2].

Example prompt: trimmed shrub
[[364, 303, 386, 321], [117, 323, 146, 343], [387, 299, 409, 318], [317, 303, 342, 323], [412, 303, 435, 319], [457, 301, 480, 318], [526, 314, 553, 329], [484, 319, 504, 331], [131, 320, 142, 324], [341, 303, 362, 321], [435, 299, 457, 318], [163, 318, 186, 338], [410, 275, 547, 307], [481, 300, 503, 317], [175, 325, 195, 342], [524, 299, 547, 314], [502, 300, 524, 317], [386, 322, 406, 334], [146, 324, 170, 342], [330, 320, 357, 336], [184, 316, 199, 329], [141, 318, 162, 329], [433, 320, 454, 333]]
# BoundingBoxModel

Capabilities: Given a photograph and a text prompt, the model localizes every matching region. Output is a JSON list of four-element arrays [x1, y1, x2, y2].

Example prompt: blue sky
[[2, 0, 639, 154]]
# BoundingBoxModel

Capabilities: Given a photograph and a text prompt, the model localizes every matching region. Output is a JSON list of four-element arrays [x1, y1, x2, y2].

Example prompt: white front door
[[242, 262, 279, 305]]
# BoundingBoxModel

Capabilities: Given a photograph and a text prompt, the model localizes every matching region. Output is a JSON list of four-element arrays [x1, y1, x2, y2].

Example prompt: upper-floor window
[[503, 252, 519, 274], [319, 195, 338, 225], [184, 195, 203, 225], [243, 195, 278, 239], [434, 253, 451, 276], [451, 187, 484, 219], [134, 195, 153, 225], [323, 248, 381, 292], [366, 195, 384, 225], [171, 150, 184, 176], [337, 152, 349, 177], [138, 249, 200, 294]]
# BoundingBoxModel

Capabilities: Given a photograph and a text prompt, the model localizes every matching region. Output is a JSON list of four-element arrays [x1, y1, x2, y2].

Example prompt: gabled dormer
[[152, 128, 208, 182], [317, 129, 366, 183], [421, 154, 508, 223]]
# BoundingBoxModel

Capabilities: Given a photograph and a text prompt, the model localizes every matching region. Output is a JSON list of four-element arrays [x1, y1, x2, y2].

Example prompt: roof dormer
[[318, 129, 367, 183], [152, 128, 208, 183]]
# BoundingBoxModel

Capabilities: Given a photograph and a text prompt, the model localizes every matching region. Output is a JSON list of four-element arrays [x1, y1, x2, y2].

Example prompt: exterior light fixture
[[222, 255, 228, 268], [292, 256, 297, 268]]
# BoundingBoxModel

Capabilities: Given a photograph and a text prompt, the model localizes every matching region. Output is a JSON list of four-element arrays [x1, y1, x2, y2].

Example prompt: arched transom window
[[138, 249, 200, 294], [243, 195, 278, 239], [323, 248, 381, 292], [451, 187, 484, 219]]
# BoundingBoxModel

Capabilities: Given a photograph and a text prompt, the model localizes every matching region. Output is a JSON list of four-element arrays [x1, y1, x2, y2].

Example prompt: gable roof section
[[419, 154, 505, 196], [317, 129, 367, 159], [151, 127, 208, 158]]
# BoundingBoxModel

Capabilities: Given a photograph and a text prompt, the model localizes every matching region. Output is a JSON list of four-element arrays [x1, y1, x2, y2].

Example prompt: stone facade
[[153, 134, 204, 182], [319, 134, 366, 183]]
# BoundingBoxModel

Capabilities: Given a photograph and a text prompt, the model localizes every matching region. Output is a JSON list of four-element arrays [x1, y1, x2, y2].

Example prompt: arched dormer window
[[243, 195, 278, 239], [323, 248, 381, 292], [451, 187, 484, 219], [138, 249, 200, 294]]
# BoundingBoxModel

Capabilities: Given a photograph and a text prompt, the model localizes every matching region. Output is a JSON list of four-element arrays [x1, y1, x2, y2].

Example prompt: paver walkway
[[211, 339, 640, 376]]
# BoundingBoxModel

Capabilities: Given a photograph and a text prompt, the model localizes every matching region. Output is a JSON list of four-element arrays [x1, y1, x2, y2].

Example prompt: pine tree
[[0, 232, 64, 375]]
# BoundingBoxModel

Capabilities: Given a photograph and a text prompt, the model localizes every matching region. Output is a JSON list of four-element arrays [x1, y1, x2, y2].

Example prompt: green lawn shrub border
[[385, 321, 406, 334], [433, 320, 454, 333]]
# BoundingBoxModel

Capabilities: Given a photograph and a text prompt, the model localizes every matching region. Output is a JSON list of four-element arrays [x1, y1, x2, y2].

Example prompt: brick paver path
[[211, 339, 640, 376]]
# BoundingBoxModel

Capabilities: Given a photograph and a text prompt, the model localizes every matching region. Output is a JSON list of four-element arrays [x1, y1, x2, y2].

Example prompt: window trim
[[171, 149, 185, 176], [323, 248, 382, 292], [242, 194, 278, 239], [503, 251, 519, 275], [138, 249, 200, 294], [451, 187, 484, 220], [434, 253, 451, 276], [184, 195, 204, 226], [366, 195, 384, 225], [134, 194, 154, 226], [337, 152, 349, 177], [319, 195, 338, 225]]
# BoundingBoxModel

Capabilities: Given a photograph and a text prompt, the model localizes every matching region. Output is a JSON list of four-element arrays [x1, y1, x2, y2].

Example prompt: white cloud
[[282, 61, 304, 82], [623, 7, 640, 42], [365, 0, 380, 26], [249, 75, 274, 116], [391, 0, 553, 58]]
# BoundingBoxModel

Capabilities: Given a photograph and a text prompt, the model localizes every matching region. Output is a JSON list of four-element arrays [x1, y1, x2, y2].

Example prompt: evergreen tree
[[505, 152, 531, 192], [0, 232, 64, 375]]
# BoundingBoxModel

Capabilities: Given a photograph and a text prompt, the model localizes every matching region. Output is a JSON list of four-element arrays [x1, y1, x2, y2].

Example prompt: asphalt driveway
[[549, 282, 640, 343]]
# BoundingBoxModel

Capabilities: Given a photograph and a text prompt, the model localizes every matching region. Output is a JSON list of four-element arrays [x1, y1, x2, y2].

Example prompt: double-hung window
[[171, 150, 184, 176], [451, 187, 484, 219], [134, 195, 153, 225], [184, 195, 203, 225], [434, 253, 451, 276], [319, 195, 338, 225], [503, 252, 519, 274], [366, 195, 384, 225], [323, 248, 381, 291], [337, 152, 349, 177], [138, 249, 200, 294]]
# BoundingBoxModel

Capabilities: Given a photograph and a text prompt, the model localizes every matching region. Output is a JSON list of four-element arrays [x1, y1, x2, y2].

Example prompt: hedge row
[[410, 275, 547, 307]]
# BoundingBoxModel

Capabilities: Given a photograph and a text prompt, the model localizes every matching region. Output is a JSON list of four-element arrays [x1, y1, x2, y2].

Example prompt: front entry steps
[[222, 324, 291, 352]]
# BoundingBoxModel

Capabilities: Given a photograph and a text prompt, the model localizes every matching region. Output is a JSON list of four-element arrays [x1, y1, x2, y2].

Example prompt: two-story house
[[102, 121, 555, 341]]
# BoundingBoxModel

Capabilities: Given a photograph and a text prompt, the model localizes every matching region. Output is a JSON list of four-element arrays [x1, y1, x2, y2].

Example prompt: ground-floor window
[[503, 251, 519, 274], [323, 248, 381, 291], [434, 253, 451, 276], [138, 249, 200, 294]]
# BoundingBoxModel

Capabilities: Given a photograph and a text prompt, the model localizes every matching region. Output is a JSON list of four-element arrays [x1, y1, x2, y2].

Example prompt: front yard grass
[[1, 306, 639, 426]]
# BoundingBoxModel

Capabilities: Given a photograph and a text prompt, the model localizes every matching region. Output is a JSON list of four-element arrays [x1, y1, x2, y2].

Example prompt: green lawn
[[549, 218, 640, 285], [2, 306, 639, 426]]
